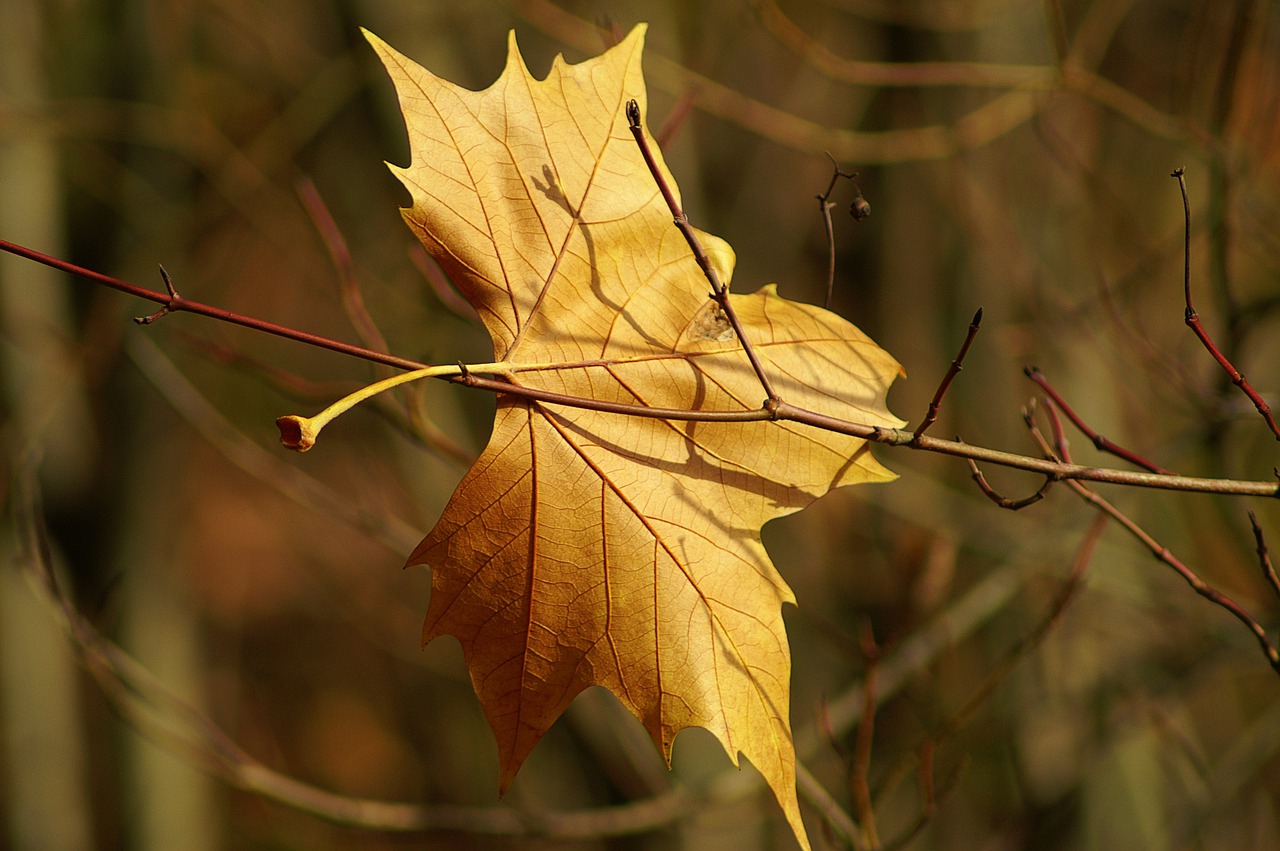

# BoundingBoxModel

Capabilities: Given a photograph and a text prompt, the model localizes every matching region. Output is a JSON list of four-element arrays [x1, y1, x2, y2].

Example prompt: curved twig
[[1172, 169, 1280, 440]]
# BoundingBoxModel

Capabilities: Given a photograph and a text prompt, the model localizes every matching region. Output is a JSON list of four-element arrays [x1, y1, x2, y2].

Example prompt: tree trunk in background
[[0, 1, 94, 848]]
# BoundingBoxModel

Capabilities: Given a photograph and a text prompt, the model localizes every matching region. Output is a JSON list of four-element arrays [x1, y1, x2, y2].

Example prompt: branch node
[[134, 265, 184, 325]]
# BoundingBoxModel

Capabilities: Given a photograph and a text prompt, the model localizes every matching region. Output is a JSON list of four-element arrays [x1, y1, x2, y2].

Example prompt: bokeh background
[[2, 0, 1279, 848]]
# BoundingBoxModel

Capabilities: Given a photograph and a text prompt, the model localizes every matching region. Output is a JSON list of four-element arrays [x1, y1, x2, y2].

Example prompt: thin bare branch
[[966, 458, 1054, 510], [1024, 366, 1172, 473], [4, 238, 1278, 499], [626, 99, 779, 405], [1023, 397, 1072, 465], [0, 237, 430, 372], [1249, 510, 1280, 600], [1172, 168, 1280, 440], [1064, 477, 1280, 674], [816, 155, 857, 309], [914, 309, 983, 440]]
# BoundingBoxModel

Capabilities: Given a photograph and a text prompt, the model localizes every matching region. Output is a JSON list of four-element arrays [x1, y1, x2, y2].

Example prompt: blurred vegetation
[[2, 0, 1279, 848]]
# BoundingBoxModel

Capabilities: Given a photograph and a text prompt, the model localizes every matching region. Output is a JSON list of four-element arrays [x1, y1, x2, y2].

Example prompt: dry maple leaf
[[367, 24, 903, 849]]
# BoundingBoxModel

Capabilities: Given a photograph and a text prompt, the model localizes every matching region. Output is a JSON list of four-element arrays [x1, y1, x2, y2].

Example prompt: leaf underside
[[368, 24, 903, 850]]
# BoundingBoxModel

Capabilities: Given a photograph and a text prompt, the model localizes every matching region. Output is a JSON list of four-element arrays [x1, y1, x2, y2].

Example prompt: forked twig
[[626, 99, 779, 407], [134, 266, 183, 325], [914, 308, 983, 440], [1172, 168, 1280, 440], [815, 155, 866, 308], [1023, 366, 1172, 474], [1068, 482, 1279, 673], [1026, 403, 1280, 675]]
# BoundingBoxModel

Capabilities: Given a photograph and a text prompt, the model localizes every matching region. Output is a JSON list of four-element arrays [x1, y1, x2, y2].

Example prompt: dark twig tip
[[1171, 166, 1185, 178], [625, 99, 641, 129], [913, 313, 984, 440], [158, 264, 178, 297]]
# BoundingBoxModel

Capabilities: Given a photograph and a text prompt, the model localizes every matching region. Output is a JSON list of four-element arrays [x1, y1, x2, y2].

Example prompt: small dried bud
[[850, 195, 871, 221]]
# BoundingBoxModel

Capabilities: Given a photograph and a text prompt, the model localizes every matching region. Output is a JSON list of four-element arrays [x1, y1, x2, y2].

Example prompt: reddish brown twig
[[1249, 510, 1280, 600], [1072, 481, 1278, 673], [1172, 168, 1280, 440], [0, 237, 430, 373], [914, 308, 983, 440], [1024, 405, 1280, 675], [966, 411, 1056, 509], [134, 265, 183, 324], [1025, 397, 1072, 464], [626, 99, 779, 406], [1023, 366, 1172, 473]]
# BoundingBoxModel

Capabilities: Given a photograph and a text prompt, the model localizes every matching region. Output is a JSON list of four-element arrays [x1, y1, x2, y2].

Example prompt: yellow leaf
[[367, 25, 903, 849]]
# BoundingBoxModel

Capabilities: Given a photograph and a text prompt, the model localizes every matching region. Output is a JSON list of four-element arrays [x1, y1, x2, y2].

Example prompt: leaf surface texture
[[369, 26, 904, 848]]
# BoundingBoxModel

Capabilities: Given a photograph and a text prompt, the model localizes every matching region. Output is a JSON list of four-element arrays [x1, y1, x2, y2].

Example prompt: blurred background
[[2, 0, 1279, 848]]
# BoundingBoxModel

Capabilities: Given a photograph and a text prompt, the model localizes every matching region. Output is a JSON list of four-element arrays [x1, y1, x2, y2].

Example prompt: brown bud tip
[[275, 416, 316, 452], [850, 196, 871, 221]]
